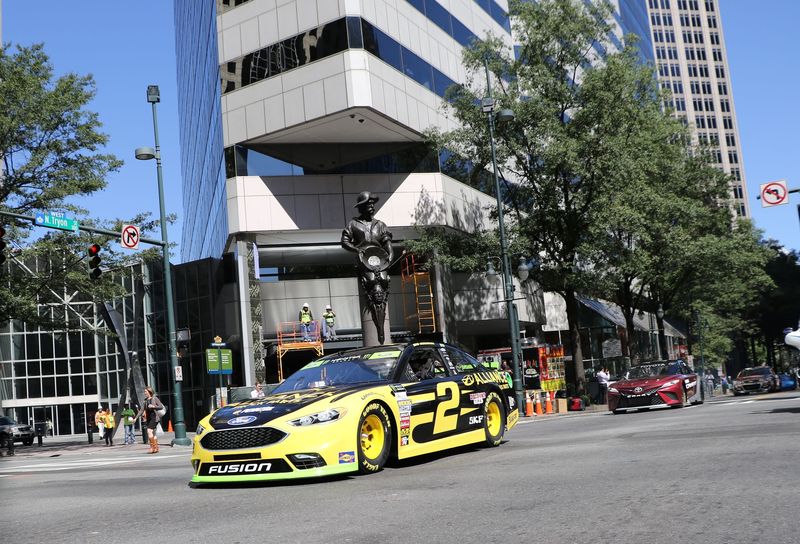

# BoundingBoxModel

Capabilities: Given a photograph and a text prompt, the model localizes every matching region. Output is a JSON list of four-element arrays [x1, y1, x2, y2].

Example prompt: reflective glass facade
[[619, 0, 655, 62], [175, 0, 228, 262], [0, 261, 168, 436]]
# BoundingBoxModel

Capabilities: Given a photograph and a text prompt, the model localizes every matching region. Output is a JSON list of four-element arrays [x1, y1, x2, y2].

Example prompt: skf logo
[[338, 451, 356, 464], [469, 415, 484, 425], [207, 462, 272, 474]]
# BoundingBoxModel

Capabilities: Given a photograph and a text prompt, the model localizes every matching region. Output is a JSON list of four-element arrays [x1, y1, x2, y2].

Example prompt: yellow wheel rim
[[360, 414, 385, 460], [486, 400, 501, 436]]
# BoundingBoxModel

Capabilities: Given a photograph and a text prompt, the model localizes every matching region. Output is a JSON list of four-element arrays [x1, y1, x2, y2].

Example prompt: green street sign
[[35, 211, 79, 232], [206, 348, 233, 375]]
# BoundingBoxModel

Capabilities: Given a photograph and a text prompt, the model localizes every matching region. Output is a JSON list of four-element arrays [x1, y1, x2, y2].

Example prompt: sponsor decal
[[227, 416, 257, 426], [207, 462, 272, 474], [268, 391, 334, 405], [235, 406, 274, 414], [469, 415, 484, 425], [367, 350, 402, 360], [398, 399, 412, 415], [470, 392, 487, 405], [461, 371, 507, 387], [360, 391, 379, 401], [338, 451, 356, 464], [400, 415, 411, 429], [400, 427, 410, 436], [506, 409, 519, 428], [508, 397, 516, 409], [400, 436, 409, 446], [394, 390, 408, 401]]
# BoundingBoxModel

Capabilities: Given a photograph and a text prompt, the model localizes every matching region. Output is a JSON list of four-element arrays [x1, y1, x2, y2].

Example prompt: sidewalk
[[0, 431, 195, 459]]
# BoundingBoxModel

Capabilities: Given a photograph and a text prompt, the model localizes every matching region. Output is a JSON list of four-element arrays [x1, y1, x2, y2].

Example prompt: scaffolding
[[275, 321, 324, 381], [401, 253, 437, 335]]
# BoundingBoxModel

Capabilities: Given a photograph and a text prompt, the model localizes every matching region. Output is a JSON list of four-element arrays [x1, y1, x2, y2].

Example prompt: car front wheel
[[357, 402, 391, 474]]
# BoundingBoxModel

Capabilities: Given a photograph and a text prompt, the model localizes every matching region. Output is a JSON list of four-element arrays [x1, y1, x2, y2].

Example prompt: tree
[[425, 0, 687, 388], [0, 43, 127, 329]]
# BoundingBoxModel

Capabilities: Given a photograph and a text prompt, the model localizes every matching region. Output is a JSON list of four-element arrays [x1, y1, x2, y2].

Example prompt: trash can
[[34, 422, 46, 446]]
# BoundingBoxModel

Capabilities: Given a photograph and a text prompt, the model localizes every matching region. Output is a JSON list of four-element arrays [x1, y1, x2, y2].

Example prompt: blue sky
[[3, 1, 799, 261]]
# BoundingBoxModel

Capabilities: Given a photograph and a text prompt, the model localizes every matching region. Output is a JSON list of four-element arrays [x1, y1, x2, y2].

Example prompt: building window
[[699, 65, 709, 77], [715, 65, 726, 78], [718, 82, 727, 94], [708, 16, 717, 28], [705, 0, 715, 11], [704, 99, 715, 111], [720, 99, 730, 112], [707, 116, 717, 129], [710, 32, 720, 45], [728, 151, 739, 164], [733, 185, 744, 200]]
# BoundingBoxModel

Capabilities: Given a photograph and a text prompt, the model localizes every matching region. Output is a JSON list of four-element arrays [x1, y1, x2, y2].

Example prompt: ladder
[[401, 254, 437, 334]]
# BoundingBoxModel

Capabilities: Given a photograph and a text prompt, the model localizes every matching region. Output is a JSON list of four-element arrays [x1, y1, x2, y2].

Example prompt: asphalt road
[[1, 392, 799, 544]]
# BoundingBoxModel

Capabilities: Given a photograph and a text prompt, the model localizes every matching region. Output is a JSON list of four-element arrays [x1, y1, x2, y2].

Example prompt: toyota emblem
[[634, 387, 643, 393]]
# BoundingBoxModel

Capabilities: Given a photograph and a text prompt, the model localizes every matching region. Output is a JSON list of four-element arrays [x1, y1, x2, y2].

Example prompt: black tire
[[23, 438, 33, 446], [483, 392, 505, 447], [612, 409, 622, 415], [356, 402, 391, 474]]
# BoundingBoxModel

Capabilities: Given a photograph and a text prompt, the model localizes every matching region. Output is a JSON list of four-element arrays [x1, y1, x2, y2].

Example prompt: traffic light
[[0, 226, 6, 266], [88, 243, 102, 280]]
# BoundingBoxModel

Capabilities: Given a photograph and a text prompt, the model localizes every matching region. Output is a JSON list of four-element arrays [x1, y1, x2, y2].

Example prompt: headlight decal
[[288, 408, 346, 426]]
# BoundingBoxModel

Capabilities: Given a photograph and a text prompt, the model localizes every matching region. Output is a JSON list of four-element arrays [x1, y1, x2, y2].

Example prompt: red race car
[[608, 361, 700, 414]]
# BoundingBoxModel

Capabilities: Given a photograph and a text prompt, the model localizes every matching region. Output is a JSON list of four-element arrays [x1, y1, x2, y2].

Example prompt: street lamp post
[[693, 309, 706, 402], [135, 85, 191, 446], [483, 61, 525, 417], [656, 304, 664, 359]]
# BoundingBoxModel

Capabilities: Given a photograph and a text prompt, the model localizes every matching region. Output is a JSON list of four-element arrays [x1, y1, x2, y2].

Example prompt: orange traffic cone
[[545, 392, 554, 414], [534, 393, 543, 415], [525, 394, 534, 417], [167, 420, 173, 433]]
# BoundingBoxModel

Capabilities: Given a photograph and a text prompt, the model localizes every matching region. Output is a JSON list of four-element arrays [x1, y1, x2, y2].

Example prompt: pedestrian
[[103, 408, 116, 446], [720, 375, 729, 395], [142, 386, 164, 454], [299, 302, 314, 341], [596, 367, 610, 404], [322, 304, 337, 341], [121, 403, 136, 445], [250, 382, 266, 399], [0, 427, 14, 457], [705, 372, 715, 397], [95, 406, 105, 439], [46, 418, 53, 437]]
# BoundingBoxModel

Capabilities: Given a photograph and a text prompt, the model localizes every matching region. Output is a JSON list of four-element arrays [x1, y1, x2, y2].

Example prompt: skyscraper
[[646, 0, 749, 217]]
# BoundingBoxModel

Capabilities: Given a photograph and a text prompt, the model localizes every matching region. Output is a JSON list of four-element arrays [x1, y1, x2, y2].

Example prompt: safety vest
[[300, 309, 312, 323], [104, 412, 116, 429], [323, 311, 335, 325]]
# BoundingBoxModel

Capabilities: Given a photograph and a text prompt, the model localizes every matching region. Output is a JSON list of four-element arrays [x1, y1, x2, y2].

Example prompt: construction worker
[[299, 303, 314, 341], [322, 305, 337, 341]]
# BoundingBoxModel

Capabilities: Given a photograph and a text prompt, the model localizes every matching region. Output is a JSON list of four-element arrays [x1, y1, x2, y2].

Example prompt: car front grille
[[200, 427, 287, 450]]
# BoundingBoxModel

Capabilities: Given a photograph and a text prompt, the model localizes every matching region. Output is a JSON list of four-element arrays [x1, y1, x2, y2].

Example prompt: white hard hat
[[303, 302, 309, 307], [326, 305, 332, 309]]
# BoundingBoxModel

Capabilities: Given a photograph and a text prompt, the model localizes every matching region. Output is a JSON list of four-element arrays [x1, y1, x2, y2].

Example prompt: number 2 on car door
[[433, 382, 460, 434]]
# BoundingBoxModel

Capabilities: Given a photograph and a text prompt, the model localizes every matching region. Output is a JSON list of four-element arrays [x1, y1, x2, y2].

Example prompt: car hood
[[208, 383, 379, 429], [738, 375, 769, 382], [613, 376, 676, 390]]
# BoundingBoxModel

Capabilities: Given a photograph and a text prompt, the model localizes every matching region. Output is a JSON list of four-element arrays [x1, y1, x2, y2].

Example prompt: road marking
[[0, 454, 183, 474]]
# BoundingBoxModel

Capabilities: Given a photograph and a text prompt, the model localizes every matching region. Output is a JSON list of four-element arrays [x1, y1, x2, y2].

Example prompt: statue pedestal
[[358, 283, 391, 347]]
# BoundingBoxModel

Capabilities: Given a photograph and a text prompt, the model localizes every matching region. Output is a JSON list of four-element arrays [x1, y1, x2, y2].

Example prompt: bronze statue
[[341, 191, 393, 344]]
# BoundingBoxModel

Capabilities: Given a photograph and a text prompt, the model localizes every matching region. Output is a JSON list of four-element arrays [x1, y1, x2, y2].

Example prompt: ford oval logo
[[227, 416, 257, 426], [634, 387, 643, 393]]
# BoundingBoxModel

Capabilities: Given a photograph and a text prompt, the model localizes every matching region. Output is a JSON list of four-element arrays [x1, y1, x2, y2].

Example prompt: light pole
[[135, 85, 191, 446], [656, 304, 664, 359], [483, 60, 525, 417], [693, 309, 706, 401]]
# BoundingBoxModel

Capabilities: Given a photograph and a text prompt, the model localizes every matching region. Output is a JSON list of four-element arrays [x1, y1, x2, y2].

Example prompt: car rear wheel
[[357, 402, 391, 474], [483, 392, 505, 447]]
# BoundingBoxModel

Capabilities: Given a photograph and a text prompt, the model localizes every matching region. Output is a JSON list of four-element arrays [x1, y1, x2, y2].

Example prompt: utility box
[[555, 398, 568, 413]]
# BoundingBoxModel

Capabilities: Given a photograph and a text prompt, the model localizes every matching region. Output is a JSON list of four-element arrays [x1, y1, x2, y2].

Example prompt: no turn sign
[[760, 180, 789, 207], [120, 224, 140, 250]]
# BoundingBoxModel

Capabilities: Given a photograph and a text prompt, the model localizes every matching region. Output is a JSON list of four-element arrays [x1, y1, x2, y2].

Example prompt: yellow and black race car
[[191, 341, 520, 483]]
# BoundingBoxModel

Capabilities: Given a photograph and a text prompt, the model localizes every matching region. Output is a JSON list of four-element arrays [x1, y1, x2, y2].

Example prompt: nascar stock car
[[191, 341, 519, 483]]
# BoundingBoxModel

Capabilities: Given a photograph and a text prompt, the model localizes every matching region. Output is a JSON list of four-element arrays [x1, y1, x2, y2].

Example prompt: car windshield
[[272, 347, 403, 393], [626, 364, 676, 379], [739, 367, 771, 377]]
